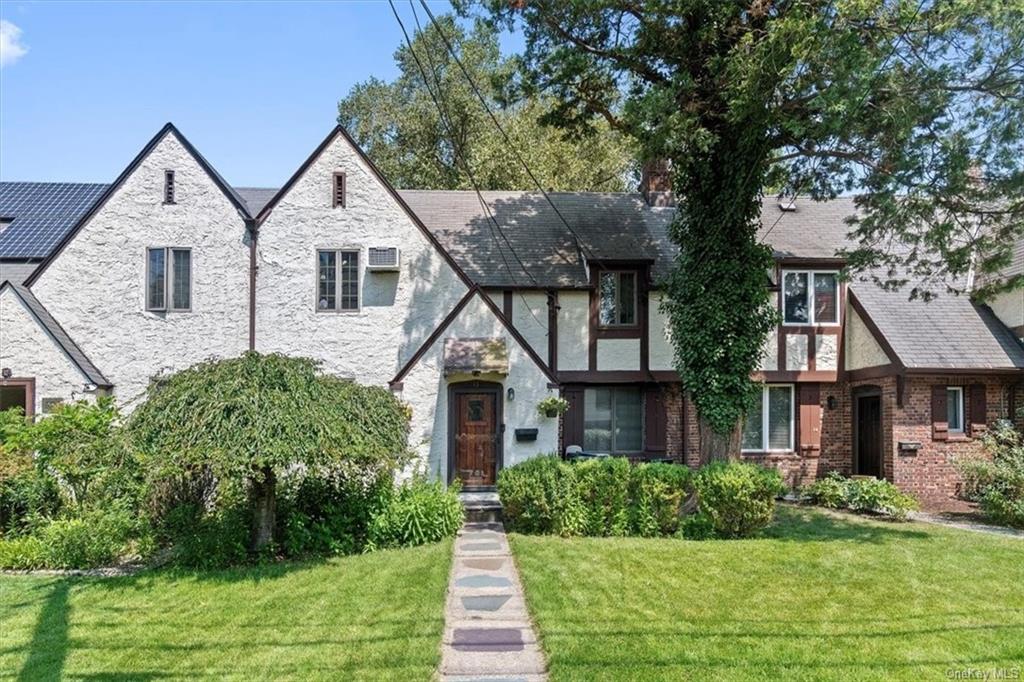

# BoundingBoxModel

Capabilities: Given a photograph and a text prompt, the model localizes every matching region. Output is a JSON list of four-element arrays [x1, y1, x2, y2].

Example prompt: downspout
[[247, 218, 257, 352]]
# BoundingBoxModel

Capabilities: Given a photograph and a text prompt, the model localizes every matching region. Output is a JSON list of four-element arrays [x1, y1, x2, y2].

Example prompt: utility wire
[[417, 0, 599, 270], [389, 0, 550, 332]]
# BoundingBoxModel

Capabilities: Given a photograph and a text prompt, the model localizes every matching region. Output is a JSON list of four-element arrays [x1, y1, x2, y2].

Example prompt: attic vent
[[367, 247, 400, 271], [778, 197, 797, 212], [164, 170, 176, 204], [333, 172, 346, 208]]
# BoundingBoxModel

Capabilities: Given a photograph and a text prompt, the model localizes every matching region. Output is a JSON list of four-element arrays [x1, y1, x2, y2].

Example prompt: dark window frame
[[782, 270, 840, 326], [597, 270, 639, 328], [332, 172, 346, 208], [315, 248, 361, 313], [163, 170, 176, 205], [582, 386, 645, 454], [146, 246, 192, 312]]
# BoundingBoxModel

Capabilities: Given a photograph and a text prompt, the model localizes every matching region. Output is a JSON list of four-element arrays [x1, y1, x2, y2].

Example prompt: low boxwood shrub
[[365, 477, 463, 550], [497, 455, 585, 536], [629, 463, 692, 537], [693, 461, 784, 539], [803, 472, 918, 520], [576, 457, 632, 536]]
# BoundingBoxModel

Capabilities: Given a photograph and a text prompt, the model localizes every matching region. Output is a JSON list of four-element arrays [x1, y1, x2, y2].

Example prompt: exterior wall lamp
[[507, 387, 515, 401], [827, 395, 837, 410]]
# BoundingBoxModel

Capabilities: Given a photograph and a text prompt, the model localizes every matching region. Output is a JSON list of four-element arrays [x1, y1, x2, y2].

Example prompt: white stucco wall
[[511, 290, 549, 362], [761, 331, 778, 371], [597, 338, 641, 371], [785, 333, 809, 371], [0, 288, 95, 413], [395, 293, 558, 481], [648, 292, 674, 371], [815, 334, 838, 371], [255, 130, 468, 385], [557, 291, 589, 370], [31, 131, 251, 407], [988, 288, 1023, 331], [845, 305, 892, 370]]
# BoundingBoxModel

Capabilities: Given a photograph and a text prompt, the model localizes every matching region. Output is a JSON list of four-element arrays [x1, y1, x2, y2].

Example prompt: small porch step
[[458, 491, 503, 523]]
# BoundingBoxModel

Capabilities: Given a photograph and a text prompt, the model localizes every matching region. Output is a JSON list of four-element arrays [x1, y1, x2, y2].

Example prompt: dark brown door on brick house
[[454, 392, 498, 486], [856, 395, 882, 477]]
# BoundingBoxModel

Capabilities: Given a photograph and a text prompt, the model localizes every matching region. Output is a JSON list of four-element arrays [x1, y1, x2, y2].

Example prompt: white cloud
[[0, 20, 28, 68]]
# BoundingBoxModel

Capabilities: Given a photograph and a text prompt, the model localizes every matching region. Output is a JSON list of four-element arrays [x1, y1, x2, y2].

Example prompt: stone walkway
[[908, 511, 1024, 539], [439, 521, 548, 681]]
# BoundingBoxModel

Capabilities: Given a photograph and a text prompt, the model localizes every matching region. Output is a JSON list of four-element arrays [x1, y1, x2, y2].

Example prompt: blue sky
[[0, 1, 521, 187]]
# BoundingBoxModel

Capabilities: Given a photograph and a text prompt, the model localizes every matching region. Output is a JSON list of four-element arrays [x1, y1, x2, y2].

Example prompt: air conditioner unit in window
[[367, 247, 400, 271]]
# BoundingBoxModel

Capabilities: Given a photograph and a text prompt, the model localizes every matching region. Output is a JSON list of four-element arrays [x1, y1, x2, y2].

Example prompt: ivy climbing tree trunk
[[250, 465, 276, 552]]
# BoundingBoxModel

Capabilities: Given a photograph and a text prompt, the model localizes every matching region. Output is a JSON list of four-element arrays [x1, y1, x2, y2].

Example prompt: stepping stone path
[[440, 521, 548, 681]]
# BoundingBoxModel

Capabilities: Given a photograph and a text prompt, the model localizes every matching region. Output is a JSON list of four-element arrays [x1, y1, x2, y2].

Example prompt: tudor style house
[[2, 123, 1022, 502]]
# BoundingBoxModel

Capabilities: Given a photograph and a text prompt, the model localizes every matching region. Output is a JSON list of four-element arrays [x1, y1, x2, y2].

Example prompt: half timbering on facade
[[2, 123, 1022, 503]]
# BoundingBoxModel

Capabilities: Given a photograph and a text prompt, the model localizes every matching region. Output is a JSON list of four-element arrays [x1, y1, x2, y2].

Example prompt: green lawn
[[510, 506, 1024, 681], [0, 540, 452, 681]]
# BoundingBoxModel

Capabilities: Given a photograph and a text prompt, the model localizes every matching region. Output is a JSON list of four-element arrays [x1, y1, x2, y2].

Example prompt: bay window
[[583, 387, 643, 453], [741, 384, 794, 452], [783, 271, 839, 325]]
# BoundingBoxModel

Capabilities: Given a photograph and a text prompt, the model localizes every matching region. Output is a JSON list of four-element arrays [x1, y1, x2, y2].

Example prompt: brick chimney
[[640, 159, 674, 206]]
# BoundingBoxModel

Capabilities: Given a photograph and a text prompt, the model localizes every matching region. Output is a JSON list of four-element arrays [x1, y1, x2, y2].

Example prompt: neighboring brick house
[[1, 123, 1022, 502]]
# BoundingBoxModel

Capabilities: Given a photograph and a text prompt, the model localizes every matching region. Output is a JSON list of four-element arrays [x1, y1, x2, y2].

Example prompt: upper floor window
[[146, 247, 191, 311], [783, 271, 839, 325], [742, 384, 794, 452], [583, 387, 643, 453], [599, 271, 637, 327], [947, 386, 965, 433], [317, 249, 359, 311], [164, 170, 176, 204], [332, 172, 346, 208]]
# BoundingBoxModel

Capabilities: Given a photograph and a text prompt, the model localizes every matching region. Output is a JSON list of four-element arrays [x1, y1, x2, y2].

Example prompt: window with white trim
[[583, 387, 643, 453], [783, 271, 839, 325], [146, 247, 191, 311], [598, 271, 637, 327], [947, 386, 965, 433], [317, 249, 360, 311], [741, 384, 794, 451]]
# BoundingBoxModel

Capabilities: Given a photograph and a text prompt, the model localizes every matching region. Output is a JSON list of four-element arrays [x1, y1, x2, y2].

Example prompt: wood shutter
[[798, 383, 822, 452], [931, 385, 948, 441], [562, 388, 585, 453], [645, 387, 667, 454], [969, 384, 987, 437]]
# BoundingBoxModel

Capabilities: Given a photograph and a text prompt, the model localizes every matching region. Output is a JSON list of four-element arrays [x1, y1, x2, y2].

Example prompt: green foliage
[[536, 396, 569, 418], [279, 464, 393, 557], [338, 13, 634, 192], [803, 472, 919, 521], [957, 421, 1024, 528], [0, 534, 44, 570], [679, 512, 716, 541], [365, 477, 464, 551], [694, 461, 784, 539], [629, 463, 692, 537], [0, 462, 62, 538], [161, 503, 250, 570], [499, 456, 694, 538]]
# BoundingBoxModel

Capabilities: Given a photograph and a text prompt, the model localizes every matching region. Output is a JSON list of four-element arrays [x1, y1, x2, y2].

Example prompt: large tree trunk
[[698, 414, 742, 465], [250, 466, 276, 552]]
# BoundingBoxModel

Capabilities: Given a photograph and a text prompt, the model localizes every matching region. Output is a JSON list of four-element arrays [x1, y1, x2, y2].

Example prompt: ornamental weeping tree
[[469, 0, 1024, 460], [129, 353, 410, 551]]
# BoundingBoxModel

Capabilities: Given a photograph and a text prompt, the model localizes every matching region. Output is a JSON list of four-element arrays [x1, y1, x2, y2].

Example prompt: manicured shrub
[[365, 477, 464, 550], [693, 461, 784, 539], [497, 455, 585, 536], [628, 463, 692, 537], [575, 457, 632, 536], [957, 421, 1024, 529], [803, 473, 918, 520], [679, 512, 715, 540]]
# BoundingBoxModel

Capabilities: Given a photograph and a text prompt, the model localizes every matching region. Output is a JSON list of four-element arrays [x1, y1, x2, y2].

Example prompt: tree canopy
[[467, 0, 1024, 452], [128, 353, 410, 548], [338, 13, 635, 191]]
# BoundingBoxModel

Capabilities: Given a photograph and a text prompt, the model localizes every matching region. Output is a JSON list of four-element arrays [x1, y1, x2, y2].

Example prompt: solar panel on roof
[[0, 182, 109, 259]]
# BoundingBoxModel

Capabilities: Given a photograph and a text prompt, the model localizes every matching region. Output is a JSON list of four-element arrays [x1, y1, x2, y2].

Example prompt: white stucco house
[[2, 123, 1022, 498]]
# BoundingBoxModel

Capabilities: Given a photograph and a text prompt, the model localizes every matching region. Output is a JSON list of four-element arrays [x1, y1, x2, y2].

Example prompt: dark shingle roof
[[0, 182, 110, 259], [851, 275, 1024, 370], [1, 281, 111, 387], [235, 187, 278, 218]]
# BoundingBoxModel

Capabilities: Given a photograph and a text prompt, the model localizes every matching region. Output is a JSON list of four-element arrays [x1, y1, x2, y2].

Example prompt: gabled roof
[[0, 182, 109, 259], [850, 279, 1024, 372], [391, 285, 557, 387], [0, 281, 111, 387], [24, 123, 252, 287], [0, 261, 40, 286]]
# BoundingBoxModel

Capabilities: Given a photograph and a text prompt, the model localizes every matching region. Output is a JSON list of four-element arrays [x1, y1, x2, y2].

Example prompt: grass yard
[[0, 540, 452, 681], [510, 506, 1024, 681]]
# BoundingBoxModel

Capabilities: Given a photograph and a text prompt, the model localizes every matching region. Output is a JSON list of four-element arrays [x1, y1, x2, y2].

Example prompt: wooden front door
[[453, 391, 499, 487], [856, 394, 882, 477]]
